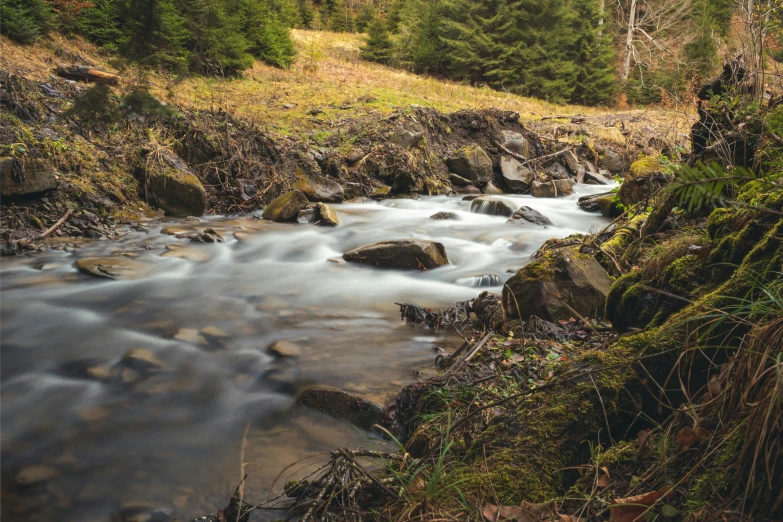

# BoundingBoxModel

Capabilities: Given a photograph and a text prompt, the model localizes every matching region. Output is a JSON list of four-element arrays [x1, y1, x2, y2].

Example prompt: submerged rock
[[75, 257, 149, 280], [502, 247, 612, 321], [343, 239, 448, 270], [262, 190, 309, 222], [295, 386, 383, 431], [470, 197, 516, 217], [430, 211, 460, 220], [446, 144, 492, 187], [144, 151, 207, 217], [347, 196, 373, 204], [0, 157, 58, 198], [530, 179, 574, 198], [506, 206, 553, 226], [316, 202, 339, 226]]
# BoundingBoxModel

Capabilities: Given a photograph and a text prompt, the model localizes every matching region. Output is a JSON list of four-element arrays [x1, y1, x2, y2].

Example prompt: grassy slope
[[0, 30, 690, 141]]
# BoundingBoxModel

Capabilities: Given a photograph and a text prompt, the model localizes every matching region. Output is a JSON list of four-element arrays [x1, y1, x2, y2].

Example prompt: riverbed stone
[[316, 203, 339, 226], [603, 149, 628, 173], [347, 196, 373, 204], [262, 190, 309, 222], [267, 340, 303, 357], [500, 156, 533, 193], [430, 211, 460, 220], [453, 184, 481, 195], [16, 465, 59, 486], [295, 386, 383, 431], [470, 197, 516, 217], [297, 208, 317, 223], [502, 247, 612, 321], [144, 151, 207, 217], [530, 179, 574, 198], [0, 157, 58, 198], [291, 167, 344, 203], [618, 155, 669, 206], [343, 239, 448, 270], [506, 206, 553, 226], [119, 348, 168, 372], [482, 181, 504, 195], [501, 130, 530, 157], [75, 257, 149, 280], [561, 149, 580, 174], [446, 144, 492, 187]]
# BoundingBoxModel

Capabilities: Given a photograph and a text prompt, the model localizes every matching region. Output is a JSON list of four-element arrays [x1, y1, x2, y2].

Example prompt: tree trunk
[[621, 0, 638, 83], [598, 0, 605, 36]]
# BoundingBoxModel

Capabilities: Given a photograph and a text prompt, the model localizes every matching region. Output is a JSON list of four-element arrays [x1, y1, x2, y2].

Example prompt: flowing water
[[0, 186, 611, 521]]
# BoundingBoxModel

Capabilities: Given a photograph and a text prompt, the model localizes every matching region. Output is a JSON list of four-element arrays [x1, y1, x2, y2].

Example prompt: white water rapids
[[0, 185, 611, 521]]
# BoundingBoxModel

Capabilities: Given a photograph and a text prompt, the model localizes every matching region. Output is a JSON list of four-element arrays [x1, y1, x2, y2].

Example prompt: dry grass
[[1, 30, 690, 141]]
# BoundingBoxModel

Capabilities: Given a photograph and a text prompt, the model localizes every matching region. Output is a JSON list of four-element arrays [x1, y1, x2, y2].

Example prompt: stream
[[0, 186, 611, 521]]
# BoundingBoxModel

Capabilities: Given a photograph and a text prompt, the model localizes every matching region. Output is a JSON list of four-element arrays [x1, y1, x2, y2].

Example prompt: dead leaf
[[676, 426, 709, 448], [637, 429, 651, 451], [482, 501, 556, 522], [609, 486, 670, 522], [596, 466, 612, 488]]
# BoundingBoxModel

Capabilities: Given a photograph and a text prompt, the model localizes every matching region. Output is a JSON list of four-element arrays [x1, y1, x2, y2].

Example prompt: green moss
[[629, 155, 664, 178]]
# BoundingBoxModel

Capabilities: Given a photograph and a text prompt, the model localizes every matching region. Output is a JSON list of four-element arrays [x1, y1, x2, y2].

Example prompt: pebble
[[174, 328, 207, 345], [267, 340, 303, 357]]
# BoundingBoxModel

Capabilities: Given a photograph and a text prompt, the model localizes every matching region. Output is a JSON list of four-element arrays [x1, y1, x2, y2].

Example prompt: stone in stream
[[482, 181, 504, 195], [506, 206, 553, 226], [295, 386, 383, 431], [343, 239, 448, 270], [346, 196, 373, 204], [297, 208, 317, 224], [0, 157, 58, 198], [267, 340, 303, 357], [15, 465, 59, 486], [144, 150, 207, 217], [119, 348, 168, 372], [291, 168, 344, 203], [446, 144, 492, 187], [560, 149, 580, 174], [453, 184, 481, 195], [316, 202, 339, 226], [470, 197, 516, 217], [75, 257, 150, 280], [262, 190, 309, 222], [502, 247, 612, 321], [430, 211, 460, 220], [499, 155, 533, 193], [530, 179, 574, 198]]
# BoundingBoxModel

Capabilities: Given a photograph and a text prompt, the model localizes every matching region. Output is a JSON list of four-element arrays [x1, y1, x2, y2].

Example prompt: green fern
[[667, 161, 781, 213]]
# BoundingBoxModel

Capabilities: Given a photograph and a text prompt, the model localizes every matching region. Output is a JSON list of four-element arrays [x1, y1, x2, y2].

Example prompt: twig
[[493, 140, 527, 161], [444, 334, 491, 375], [520, 147, 574, 166], [17, 209, 73, 246], [236, 422, 250, 522]]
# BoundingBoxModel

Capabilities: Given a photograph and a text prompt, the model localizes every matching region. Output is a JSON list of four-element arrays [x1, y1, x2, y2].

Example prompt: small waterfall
[[456, 274, 501, 287]]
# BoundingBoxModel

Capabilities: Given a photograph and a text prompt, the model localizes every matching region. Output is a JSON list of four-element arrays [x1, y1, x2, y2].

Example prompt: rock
[[16, 466, 59, 486], [144, 151, 207, 217], [316, 202, 339, 226], [267, 340, 303, 357], [597, 194, 622, 217], [446, 145, 492, 187], [262, 190, 309, 222], [502, 247, 612, 321], [174, 328, 207, 345], [369, 184, 391, 198], [561, 149, 580, 174], [618, 156, 669, 206], [297, 208, 318, 223], [291, 168, 344, 203], [392, 169, 422, 194], [120, 348, 168, 372], [0, 157, 58, 198], [499, 156, 533, 193], [453, 184, 481, 195], [470, 197, 516, 217], [530, 179, 575, 198], [577, 191, 613, 212], [583, 170, 611, 185], [430, 211, 460, 220], [295, 386, 383, 430], [389, 127, 423, 148], [602, 149, 628, 174], [201, 326, 229, 338], [345, 148, 365, 164], [343, 239, 448, 270], [482, 181, 504, 195], [449, 173, 472, 186], [160, 226, 189, 235], [347, 196, 373, 204], [506, 206, 553, 226], [462, 195, 480, 201], [472, 291, 504, 330], [544, 161, 571, 180], [75, 257, 149, 280], [500, 130, 530, 157]]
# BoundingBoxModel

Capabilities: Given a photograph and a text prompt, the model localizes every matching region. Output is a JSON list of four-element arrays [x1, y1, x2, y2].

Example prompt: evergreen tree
[[183, 0, 253, 75], [386, 0, 407, 32], [0, 0, 54, 44], [122, 0, 189, 71], [355, 2, 376, 32], [243, 1, 297, 68], [407, 0, 450, 74], [73, 0, 124, 50], [297, 0, 314, 28], [328, 0, 353, 32], [361, 17, 394, 64], [568, 0, 616, 105]]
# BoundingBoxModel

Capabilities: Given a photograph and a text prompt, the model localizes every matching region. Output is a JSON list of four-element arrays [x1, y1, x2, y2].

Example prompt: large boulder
[[343, 239, 448, 270], [446, 145, 492, 187], [295, 386, 382, 431], [560, 149, 580, 174], [145, 151, 207, 217], [500, 130, 530, 158], [502, 248, 612, 321], [291, 167, 344, 203], [602, 149, 629, 174], [506, 206, 553, 226], [470, 197, 516, 217], [316, 202, 339, 226], [262, 190, 309, 222], [0, 157, 58, 198], [530, 179, 574, 198], [577, 191, 621, 217], [618, 156, 669, 206], [500, 156, 533, 193]]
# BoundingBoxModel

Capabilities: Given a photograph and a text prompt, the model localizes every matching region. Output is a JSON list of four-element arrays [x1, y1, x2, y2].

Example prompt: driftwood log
[[55, 65, 119, 85]]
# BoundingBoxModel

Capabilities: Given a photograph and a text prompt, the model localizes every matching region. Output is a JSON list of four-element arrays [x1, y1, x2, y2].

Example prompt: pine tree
[[361, 17, 394, 64], [122, 0, 189, 71], [355, 2, 376, 32], [73, 0, 124, 50], [183, 0, 253, 75], [439, 0, 501, 84], [243, 2, 297, 68], [386, 0, 407, 32], [328, 0, 353, 32], [407, 0, 450, 74], [297, 0, 314, 28], [568, 0, 616, 105], [0, 0, 54, 44]]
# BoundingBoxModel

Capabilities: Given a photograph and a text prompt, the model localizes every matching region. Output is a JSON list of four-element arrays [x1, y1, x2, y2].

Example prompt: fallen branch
[[56, 65, 119, 85], [521, 147, 574, 166], [493, 140, 527, 161], [16, 209, 73, 246]]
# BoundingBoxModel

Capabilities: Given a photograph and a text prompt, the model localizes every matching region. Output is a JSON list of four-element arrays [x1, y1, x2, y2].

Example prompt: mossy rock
[[144, 151, 207, 217], [446, 144, 492, 187], [502, 247, 612, 321], [618, 155, 668, 206], [262, 190, 309, 222], [0, 157, 58, 198], [597, 194, 622, 217], [291, 166, 344, 203], [316, 202, 339, 226]]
